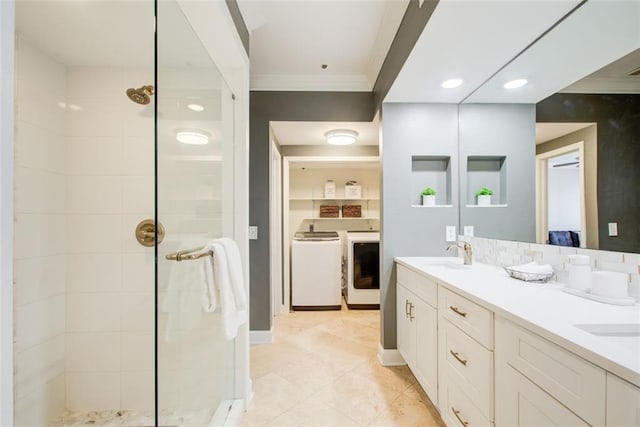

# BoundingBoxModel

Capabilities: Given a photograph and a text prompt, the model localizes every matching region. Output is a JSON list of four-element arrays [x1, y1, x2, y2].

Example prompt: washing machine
[[345, 232, 380, 309], [291, 231, 342, 310]]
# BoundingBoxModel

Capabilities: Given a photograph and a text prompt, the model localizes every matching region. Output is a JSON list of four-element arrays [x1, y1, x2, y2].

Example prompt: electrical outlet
[[446, 226, 457, 242], [608, 222, 618, 237], [463, 226, 474, 237], [249, 226, 258, 240]]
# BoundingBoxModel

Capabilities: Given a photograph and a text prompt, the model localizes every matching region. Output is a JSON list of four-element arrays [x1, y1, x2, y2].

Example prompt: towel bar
[[165, 246, 213, 262]]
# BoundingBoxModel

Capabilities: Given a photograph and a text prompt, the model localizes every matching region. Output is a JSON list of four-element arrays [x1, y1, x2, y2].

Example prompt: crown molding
[[560, 77, 640, 94], [250, 73, 372, 92]]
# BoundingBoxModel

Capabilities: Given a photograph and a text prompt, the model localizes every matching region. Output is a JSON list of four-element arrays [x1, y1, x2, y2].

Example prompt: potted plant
[[476, 187, 493, 206], [421, 187, 437, 206]]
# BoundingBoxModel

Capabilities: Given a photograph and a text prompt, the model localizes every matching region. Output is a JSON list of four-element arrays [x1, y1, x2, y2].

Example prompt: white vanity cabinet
[[396, 264, 438, 405], [607, 373, 640, 427], [495, 316, 606, 427], [438, 287, 494, 427]]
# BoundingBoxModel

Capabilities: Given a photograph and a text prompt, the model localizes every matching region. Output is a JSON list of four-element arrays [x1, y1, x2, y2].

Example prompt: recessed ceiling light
[[175, 129, 210, 145], [504, 79, 528, 89], [441, 78, 463, 89], [325, 129, 358, 146], [187, 103, 204, 112]]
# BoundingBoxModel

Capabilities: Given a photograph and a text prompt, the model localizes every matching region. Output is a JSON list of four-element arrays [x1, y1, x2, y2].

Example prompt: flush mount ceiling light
[[504, 78, 528, 89], [325, 129, 358, 146], [187, 103, 204, 112], [175, 129, 210, 145], [441, 78, 463, 89]]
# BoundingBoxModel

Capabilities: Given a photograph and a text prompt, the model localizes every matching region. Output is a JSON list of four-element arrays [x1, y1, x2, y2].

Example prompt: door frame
[[535, 141, 586, 246], [269, 138, 284, 316]]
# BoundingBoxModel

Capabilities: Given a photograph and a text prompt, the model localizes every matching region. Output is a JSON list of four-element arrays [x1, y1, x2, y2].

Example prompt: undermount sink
[[416, 257, 465, 266], [574, 323, 640, 337]]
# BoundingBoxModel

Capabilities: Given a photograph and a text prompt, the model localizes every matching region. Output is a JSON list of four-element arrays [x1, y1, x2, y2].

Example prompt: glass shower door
[[155, 1, 236, 425]]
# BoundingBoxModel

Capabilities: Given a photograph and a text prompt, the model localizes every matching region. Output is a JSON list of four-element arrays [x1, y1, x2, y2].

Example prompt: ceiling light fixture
[[325, 129, 358, 146], [504, 79, 528, 89], [187, 103, 204, 112], [441, 78, 463, 89], [175, 129, 210, 145]]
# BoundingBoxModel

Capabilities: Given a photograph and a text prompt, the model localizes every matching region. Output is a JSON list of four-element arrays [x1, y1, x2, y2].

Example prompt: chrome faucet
[[447, 241, 473, 265]]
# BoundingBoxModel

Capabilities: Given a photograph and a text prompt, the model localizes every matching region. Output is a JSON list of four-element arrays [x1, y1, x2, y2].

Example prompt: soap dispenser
[[567, 255, 591, 292]]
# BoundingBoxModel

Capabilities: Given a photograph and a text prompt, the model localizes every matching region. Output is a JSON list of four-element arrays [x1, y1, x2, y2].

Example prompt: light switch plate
[[446, 226, 457, 242], [608, 222, 618, 237], [463, 226, 474, 237], [249, 226, 258, 240]]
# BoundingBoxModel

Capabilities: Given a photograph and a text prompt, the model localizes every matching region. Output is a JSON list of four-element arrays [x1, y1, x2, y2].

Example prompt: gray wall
[[250, 91, 374, 331], [380, 103, 460, 349], [459, 104, 536, 243]]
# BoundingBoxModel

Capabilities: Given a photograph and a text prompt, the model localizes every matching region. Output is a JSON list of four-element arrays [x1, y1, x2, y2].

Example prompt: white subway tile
[[67, 253, 123, 293], [15, 121, 66, 173], [14, 374, 65, 427], [66, 67, 124, 100], [14, 255, 66, 306], [14, 295, 65, 353], [16, 38, 66, 99], [66, 137, 123, 175], [588, 249, 624, 263], [122, 103, 154, 138], [121, 333, 153, 371], [15, 213, 67, 259], [66, 332, 121, 372], [122, 137, 154, 175], [16, 95, 66, 132], [122, 252, 154, 293], [15, 335, 65, 400], [121, 293, 154, 332], [66, 214, 121, 254], [15, 167, 66, 214], [122, 175, 154, 214], [67, 293, 121, 332], [596, 260, 639, 275], [67, 176, 123, 214], [121, 371, 154, 411], [66, 373, 121, 411], [65, 100, 122, 138]]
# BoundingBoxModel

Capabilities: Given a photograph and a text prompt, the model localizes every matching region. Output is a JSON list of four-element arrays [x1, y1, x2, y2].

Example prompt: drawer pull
[[450, 350, 468, 366], [409, 303, 415, 321], [450, 305, 467, 317], [451, 407, 469, 426], [405, 299, 410, 318]]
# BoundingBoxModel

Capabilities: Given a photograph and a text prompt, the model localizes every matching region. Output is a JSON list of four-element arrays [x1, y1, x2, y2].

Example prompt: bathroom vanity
[[395, 257, 640, 427]]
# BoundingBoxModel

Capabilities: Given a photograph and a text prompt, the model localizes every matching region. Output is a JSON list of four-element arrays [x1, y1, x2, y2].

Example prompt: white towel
[[217, 237, 248, 311], [509, 262, 554, 275], [208, 241, 246, 340]]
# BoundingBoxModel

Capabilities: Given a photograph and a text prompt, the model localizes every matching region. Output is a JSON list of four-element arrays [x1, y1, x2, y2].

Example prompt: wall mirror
[[459, 0, 640, 253]]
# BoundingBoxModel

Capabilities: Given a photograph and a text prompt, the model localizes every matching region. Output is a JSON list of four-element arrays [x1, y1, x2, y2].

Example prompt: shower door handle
[[135, 219, 165, 247]]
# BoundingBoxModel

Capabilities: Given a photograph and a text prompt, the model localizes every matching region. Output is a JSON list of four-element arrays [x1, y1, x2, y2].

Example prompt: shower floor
[[49, 408, 215, 427]]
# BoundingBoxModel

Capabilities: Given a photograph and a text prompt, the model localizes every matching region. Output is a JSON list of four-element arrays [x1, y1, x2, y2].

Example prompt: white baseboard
[[250, 329, 273, 345], [377, 343, 406, 366]]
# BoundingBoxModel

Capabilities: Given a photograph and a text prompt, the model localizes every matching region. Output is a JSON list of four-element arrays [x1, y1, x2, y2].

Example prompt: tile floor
[[240, 304, 445, 426]]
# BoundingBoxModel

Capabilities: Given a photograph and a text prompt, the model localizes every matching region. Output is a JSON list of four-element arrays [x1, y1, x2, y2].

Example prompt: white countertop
[[395, 257, 640, 387]]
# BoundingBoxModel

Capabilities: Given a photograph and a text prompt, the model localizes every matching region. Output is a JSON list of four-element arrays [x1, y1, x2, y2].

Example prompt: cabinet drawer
[[440, 318, 493, 420], [440, 287, 493, 349], [607, 373, 640, 427], [397, 264, 437, 307], [495, 316, 605, 426], [441, 372, 493, 427]]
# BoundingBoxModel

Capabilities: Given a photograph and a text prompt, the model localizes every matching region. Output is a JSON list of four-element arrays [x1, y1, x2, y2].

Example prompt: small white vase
[[422, 195, 436, 206], [477, 194, 491, 206]]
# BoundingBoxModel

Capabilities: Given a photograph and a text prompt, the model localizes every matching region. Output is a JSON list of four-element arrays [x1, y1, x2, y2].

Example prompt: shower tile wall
[[14, 37, 67, 426], [64, 67, 155, 412], [14, 37, 155, 425]]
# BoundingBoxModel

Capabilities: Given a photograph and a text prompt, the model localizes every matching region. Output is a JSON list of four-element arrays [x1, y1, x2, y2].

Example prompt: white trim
[[0, 1, 14, 424], [377, 343, 406, 366], [250, 329, 274, 346], [269, 137, 284, 316], [251, 73, 372, 92], [536, 141, 586, 247]]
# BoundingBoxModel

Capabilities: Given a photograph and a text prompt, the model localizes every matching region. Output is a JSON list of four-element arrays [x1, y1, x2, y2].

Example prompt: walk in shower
[[12, 1, 245, 425]]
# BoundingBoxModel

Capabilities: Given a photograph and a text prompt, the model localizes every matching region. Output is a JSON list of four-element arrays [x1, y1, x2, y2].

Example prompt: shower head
[[126, 85, 155, 105]]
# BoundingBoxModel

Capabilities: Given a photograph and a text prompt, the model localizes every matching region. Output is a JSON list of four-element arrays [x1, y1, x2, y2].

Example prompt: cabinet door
[[607, 373, 640, 427], [495, 365, 588, 427], [396, 283, 415, 367], [414, 297, 438, 406]]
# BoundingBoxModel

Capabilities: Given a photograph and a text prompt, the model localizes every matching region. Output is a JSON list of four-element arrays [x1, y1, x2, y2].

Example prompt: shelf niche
[[411, 155, 452, 206], [466, 155, 506, 205]]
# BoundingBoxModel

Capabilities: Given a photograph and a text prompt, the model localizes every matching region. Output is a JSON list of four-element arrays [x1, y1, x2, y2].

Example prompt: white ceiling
[[535, 123, 594, 145], [237, 0, 408, 91], [271, 120, 379, 146]]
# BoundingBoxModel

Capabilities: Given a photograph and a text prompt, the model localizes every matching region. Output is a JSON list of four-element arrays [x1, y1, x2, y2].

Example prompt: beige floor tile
[[241, 305, 444, 427]]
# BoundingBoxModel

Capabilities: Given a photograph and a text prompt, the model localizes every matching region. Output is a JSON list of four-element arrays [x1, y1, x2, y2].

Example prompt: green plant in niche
[[421, 187, 437, 196], [476, 187, 493, 196]]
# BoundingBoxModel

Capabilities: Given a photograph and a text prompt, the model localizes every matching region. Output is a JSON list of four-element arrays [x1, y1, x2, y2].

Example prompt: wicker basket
[[342, 205, 362, 218], [319, 205, 340, 218]]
